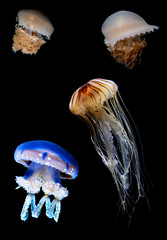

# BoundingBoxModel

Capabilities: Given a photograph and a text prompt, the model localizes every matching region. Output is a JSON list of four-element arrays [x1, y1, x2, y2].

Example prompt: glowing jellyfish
[[14, 140, 78, 222], [69, 78, 145, 212], [12, 9, 54, 54], [101, 10, 159, 68]]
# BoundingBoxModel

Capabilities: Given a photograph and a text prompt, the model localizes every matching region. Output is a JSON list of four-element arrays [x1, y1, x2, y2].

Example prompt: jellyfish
[[12, 9, 54, 54], [101, 10, 159, 69], [69, 78, 145, 213], [14, 140, 78, 222]]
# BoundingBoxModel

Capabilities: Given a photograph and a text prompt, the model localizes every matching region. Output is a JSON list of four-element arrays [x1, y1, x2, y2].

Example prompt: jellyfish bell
[[12, 9, 54, 54], [101, 11, 158, 46], [70, 79, 118, 115], [69, 78, 145, 213], [14, 140, 78, 222], [101, 10, 159, 68], [17, 10, 54, 38]]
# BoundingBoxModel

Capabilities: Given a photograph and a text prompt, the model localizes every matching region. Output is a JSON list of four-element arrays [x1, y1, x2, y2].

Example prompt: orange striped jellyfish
[[69, 78, 145, 213], [101, 11, 159, 68]]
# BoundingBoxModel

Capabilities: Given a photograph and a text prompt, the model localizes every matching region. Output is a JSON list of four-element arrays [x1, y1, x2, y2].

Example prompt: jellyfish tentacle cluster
[[106, 36, 147, 69], [17, 163, 68, 221], [21, 193, 61, 222], [69, 78, 144, 212], [14, 140, 78, 222], [101, 10, 159, 68]]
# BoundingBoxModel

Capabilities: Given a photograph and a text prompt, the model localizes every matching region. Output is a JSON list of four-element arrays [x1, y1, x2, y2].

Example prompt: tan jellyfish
[[69, 78, 145, 213], [101, 10, 159, 68], [12, 9, 54, 54]]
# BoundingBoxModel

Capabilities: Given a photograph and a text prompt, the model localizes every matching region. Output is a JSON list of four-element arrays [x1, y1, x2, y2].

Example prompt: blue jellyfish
[[14, 140, 79, 222]]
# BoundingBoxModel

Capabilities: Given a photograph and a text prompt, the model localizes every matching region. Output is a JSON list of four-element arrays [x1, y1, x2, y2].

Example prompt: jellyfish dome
[[17, 9, 54, 39], [69, 78, 118, 115], [14, 140, 78, 222], [101, 10, 159, 47]]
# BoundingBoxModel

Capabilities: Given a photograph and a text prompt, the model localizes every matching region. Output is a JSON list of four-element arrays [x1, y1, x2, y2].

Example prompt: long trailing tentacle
[[82, 94, 144, 213]]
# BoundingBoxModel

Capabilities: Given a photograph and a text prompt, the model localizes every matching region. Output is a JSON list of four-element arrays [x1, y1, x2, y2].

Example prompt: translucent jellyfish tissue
[[12, 9, 54, 55], [69, 78, 145, 213], [14, 140, 79, 222], [101, 11, 159, 69]]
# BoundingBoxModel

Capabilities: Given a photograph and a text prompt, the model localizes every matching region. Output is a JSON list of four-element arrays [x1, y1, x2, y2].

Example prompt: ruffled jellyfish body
[[12, 9, 54, 54], [101, 10, 159, 68], [14, 140, 78, 222], [69, 78, 145, 212]]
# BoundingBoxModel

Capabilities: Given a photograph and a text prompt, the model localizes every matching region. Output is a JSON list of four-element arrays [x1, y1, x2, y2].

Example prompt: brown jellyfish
[[101, 10, 159, 69], [12, 9, 54, 55], [69, 78, 145, 213]]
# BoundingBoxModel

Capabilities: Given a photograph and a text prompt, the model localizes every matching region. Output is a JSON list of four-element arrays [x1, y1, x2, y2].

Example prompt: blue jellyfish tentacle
[[45, 197, 61, 222], [45, 197, 52, 218], [21, 194, 33, 221], [31, 195, 49, 218], [46, 197, 57, 219], [30, 194, 36, 212], [54, 200, 61, 222], [20, 193, 61, 221]]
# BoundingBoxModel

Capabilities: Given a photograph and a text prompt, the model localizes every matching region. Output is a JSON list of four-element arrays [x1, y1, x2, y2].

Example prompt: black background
[[6, 0, 165, 237]]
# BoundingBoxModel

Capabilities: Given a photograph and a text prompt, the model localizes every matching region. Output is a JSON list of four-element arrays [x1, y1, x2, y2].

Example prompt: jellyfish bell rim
[[69, 78, 118, 116], [17, 9, 54, 39], [14, 140, 78, 179], [101, 10, 159, 48]]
